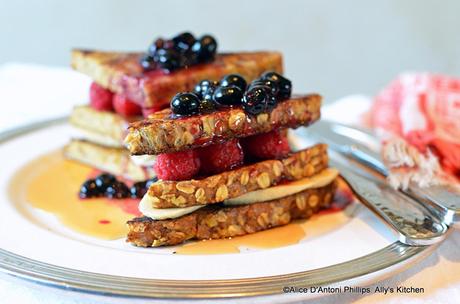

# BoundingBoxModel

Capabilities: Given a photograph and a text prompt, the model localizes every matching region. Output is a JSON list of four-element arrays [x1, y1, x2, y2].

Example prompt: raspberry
[[198, 139, 244, 175], [113, 94, 142, 117], [241, 130, 291, 160], [89, 82, 113, 111], [154, 150, 200, 181]]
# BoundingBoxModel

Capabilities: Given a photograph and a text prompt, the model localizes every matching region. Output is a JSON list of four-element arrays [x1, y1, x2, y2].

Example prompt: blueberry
[[154, 48, 183, 71], [148, 38, 165, 55], [140, 54, 156, 71], [182, 51, 198, 67], [220, 74, 247, 92], [213, 85, 243, 106], [95, 173, 117, 190], [193, 79, 218, 97], [242, 85, 277, 115], [249, 78, 279, 97], [192, 35, 217, 63], [171, 92, 201, 116], [79, 179, 101, 199], [199, 98, 216, 113], [105, 181, 130, 199], [202, 84, 217, 104], [172, 32, 196, 52], [130, 181, 148, 198], [145, 177, 159, 189], [261, 72, 292, 100]]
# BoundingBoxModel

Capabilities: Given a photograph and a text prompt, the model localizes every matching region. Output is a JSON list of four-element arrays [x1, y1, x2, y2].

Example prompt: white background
[[1, 0, 460, 102]]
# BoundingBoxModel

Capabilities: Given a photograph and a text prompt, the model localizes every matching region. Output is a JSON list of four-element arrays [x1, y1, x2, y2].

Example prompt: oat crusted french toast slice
[[125, 94, 322, 155], [64, 140, 156, 182], [143, 144, 329, 208], [69, 105, 141, 148], [71, 50, 283, 109], [127, 180, 336, 247]]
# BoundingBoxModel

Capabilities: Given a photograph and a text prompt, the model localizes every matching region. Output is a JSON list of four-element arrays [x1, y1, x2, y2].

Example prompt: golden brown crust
[[63, 140, 156, 182], [147, 144, 328, 208], [69, 105, 139, 147], [125, 94, 322, 155], [126, 180, 337, 247], [71, 50, 283, 108]]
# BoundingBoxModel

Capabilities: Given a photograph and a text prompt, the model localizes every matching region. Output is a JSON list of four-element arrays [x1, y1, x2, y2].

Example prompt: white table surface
[[0, 63, 459, 304]]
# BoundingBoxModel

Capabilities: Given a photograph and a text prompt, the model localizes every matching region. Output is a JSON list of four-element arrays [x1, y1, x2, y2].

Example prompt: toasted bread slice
[[143, 144, 328, 208], [127, 180, 336, 247], [63, 140, 156, 181], [126, 94, 321, 155], [70, 105, 140, 147], [71, 50, 283, 109]]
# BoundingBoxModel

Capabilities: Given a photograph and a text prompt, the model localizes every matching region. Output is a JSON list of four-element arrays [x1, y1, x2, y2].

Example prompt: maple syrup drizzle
[[8, 150, 139, 240]]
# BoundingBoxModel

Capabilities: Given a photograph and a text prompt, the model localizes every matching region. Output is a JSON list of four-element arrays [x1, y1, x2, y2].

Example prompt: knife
[[306, 120, 460, 225], [329, 153, 448, 245]]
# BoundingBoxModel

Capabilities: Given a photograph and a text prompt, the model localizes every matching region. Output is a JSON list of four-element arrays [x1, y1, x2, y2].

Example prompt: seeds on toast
[[127, 180, 336, 247], [146, 144, 328, 208], [125, 94, 322, 155]]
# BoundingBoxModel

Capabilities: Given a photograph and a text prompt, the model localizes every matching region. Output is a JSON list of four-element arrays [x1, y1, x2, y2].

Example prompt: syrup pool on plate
[[8, 150, 140, 240], [8, 149, 354, 253]]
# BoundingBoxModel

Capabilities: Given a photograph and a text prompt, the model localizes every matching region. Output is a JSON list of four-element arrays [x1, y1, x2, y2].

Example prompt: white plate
[[0, 119, 436, 299]]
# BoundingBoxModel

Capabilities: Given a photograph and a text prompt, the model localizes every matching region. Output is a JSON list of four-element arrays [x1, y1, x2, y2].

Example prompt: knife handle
[[331, 160, 448, 246]]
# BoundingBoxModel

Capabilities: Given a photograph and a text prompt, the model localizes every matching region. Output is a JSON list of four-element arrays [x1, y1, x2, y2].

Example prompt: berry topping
[[198, 139, 244, 175], [79, 179, 101, 199], [154, 150, 201, 181], [242, 85, 277, 115], [148, 38, 165, 55], [193, 79, 218, 98], [241, 130, 291, 160], [142, 33, 217, 72], [199, 98, 216, 113], [79, 173, 155, 200], [89, 82, 114, 111], [105, 181, 130, 199], [261, 72, 292, 100], [213, 85, 243, 106], [172, 32, 196, 52], [94, 173, 117, 190], [171, 92, 201, 116], [191, 35, 217, 63], [249, 78, 279, 97], [113, 94, 142, 117], [220, 74, 247, 92], [154, 48, 183, 71], [140, 54, 156, 71], [130, 181, 148, 198]]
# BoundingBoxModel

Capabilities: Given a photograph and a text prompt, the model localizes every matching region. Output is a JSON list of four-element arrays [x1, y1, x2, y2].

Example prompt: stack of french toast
[[66, 32, 338, 247]]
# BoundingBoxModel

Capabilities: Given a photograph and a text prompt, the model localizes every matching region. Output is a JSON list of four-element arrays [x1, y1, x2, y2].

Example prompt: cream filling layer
[[139, 168, 338, 220]]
